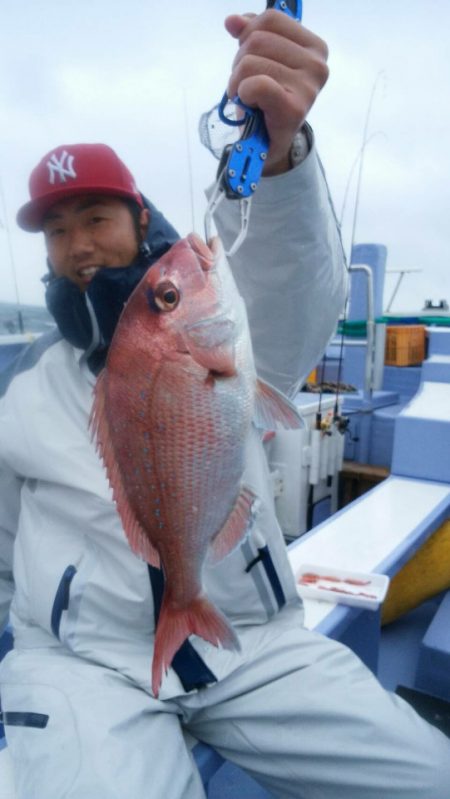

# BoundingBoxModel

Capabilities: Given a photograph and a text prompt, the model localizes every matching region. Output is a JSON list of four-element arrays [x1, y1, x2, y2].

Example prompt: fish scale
[[148, 362, 246, 546]]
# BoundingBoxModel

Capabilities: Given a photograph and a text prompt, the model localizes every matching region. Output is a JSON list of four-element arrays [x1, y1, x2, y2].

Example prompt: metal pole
[[349, 264, 375, 396]]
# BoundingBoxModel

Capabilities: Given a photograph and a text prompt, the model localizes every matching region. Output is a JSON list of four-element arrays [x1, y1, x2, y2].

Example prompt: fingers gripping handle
[[205, 1, 303, 254], [220, 0, 303, 201]]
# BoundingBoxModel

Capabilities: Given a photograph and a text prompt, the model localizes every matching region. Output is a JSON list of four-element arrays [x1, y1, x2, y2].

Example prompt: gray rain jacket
[[0, 141, 346, 699]]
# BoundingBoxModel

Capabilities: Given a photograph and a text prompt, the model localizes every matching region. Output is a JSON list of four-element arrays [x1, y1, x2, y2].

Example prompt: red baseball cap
[[17, 143, 144, 232]]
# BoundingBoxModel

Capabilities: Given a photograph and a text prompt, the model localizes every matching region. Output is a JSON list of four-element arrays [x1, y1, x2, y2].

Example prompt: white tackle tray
[[296, 563, 390, 611]]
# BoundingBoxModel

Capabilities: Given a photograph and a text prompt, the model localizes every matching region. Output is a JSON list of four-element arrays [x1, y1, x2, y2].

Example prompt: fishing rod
[[0, 175, 24, 334], [204, 0, 303, 255]]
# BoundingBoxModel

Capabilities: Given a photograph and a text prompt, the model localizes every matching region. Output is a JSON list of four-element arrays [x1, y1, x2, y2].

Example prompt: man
[[1, 10, 449, 799]]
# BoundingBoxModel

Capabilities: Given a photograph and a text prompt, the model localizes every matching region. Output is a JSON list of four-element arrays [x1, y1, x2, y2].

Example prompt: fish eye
[[154, 281, 180, 312]]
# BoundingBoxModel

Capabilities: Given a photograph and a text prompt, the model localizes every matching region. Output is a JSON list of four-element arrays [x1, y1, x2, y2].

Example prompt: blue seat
[[189, 738, 225, 793]]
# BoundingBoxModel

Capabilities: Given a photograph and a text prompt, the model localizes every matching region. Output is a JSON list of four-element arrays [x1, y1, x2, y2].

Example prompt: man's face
[[42, 195, 149, 291]]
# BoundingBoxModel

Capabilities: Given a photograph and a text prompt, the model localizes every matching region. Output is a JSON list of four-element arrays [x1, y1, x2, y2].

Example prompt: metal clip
[[204, 167, 252, 257], [227, 196, 252, 257]]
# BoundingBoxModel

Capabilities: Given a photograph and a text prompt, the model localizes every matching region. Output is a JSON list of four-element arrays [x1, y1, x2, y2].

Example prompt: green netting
[[418, 317, 450, 327], [337, 316, 450, 337], [336, 320, 383, 337]]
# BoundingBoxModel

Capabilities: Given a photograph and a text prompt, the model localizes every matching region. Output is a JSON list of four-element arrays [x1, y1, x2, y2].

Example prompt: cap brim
[[17, 185, 144, 232]]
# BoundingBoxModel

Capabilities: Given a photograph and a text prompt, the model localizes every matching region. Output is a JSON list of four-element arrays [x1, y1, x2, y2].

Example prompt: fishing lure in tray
[[204, 0, 303, 256]]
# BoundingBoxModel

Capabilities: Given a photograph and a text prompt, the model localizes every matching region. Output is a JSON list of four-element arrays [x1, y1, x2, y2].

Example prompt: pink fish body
[[91, 234, 301, 696]]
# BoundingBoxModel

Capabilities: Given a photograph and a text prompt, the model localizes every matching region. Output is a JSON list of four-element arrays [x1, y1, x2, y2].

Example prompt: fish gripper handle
[[218, 0, 303, 199]]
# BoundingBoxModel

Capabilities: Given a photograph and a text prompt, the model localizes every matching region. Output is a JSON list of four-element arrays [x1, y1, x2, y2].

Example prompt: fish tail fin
[[152, 594, 240, 697]]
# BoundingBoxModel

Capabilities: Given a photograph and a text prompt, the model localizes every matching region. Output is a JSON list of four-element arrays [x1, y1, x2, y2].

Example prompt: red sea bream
[[91, 233, 302, 696]]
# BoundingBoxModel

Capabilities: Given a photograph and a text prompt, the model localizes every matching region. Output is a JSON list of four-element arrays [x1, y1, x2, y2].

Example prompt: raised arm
[[225, 9, 329, 173], [212, 8, 346, 396]]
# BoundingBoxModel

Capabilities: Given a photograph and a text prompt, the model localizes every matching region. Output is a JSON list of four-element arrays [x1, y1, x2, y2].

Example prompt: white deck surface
[[289, 476, 450, 630], [400, 381, 450, 420], [426, 355, 450, 364]]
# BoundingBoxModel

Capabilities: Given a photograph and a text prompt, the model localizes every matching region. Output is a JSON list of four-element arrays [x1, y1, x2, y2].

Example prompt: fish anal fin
[[254, 379, 304, 431], [152, 593, 240, 697], [125, 519, 161, 569], [208, 486, 258, 566], [90, 371, 160, 569]]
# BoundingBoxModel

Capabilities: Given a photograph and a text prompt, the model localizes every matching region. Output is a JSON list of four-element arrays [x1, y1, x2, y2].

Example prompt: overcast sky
[[1, 0, 449, 312]]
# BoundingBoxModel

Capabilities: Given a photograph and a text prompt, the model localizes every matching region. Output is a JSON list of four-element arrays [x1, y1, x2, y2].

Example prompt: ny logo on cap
[[47, 150, 77, 185]]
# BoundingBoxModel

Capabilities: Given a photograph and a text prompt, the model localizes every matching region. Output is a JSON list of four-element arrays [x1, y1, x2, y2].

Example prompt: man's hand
[[225, 10, 329, 175]]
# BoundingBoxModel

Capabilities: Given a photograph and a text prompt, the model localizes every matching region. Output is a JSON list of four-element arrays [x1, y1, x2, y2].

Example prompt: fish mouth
[[184, 314, 235, 349], [183, 314, 237, 376]]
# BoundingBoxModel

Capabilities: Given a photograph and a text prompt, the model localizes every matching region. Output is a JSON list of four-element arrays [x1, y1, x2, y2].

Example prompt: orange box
[[384, 325, 426, 366]]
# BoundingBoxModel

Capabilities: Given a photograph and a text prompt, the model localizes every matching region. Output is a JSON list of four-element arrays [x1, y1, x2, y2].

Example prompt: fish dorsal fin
[[254, 379, 304, 431], [208, 485, 258, 566], [90, 371, 160, 568]]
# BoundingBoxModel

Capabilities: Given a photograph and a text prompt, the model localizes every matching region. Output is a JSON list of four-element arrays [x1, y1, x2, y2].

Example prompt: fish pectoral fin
[[208, 486, 258, 566], [254, 379, 304, 431]]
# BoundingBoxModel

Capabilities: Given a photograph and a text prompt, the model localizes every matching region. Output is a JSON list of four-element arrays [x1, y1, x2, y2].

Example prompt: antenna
[[385, 268, 422, 312]]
